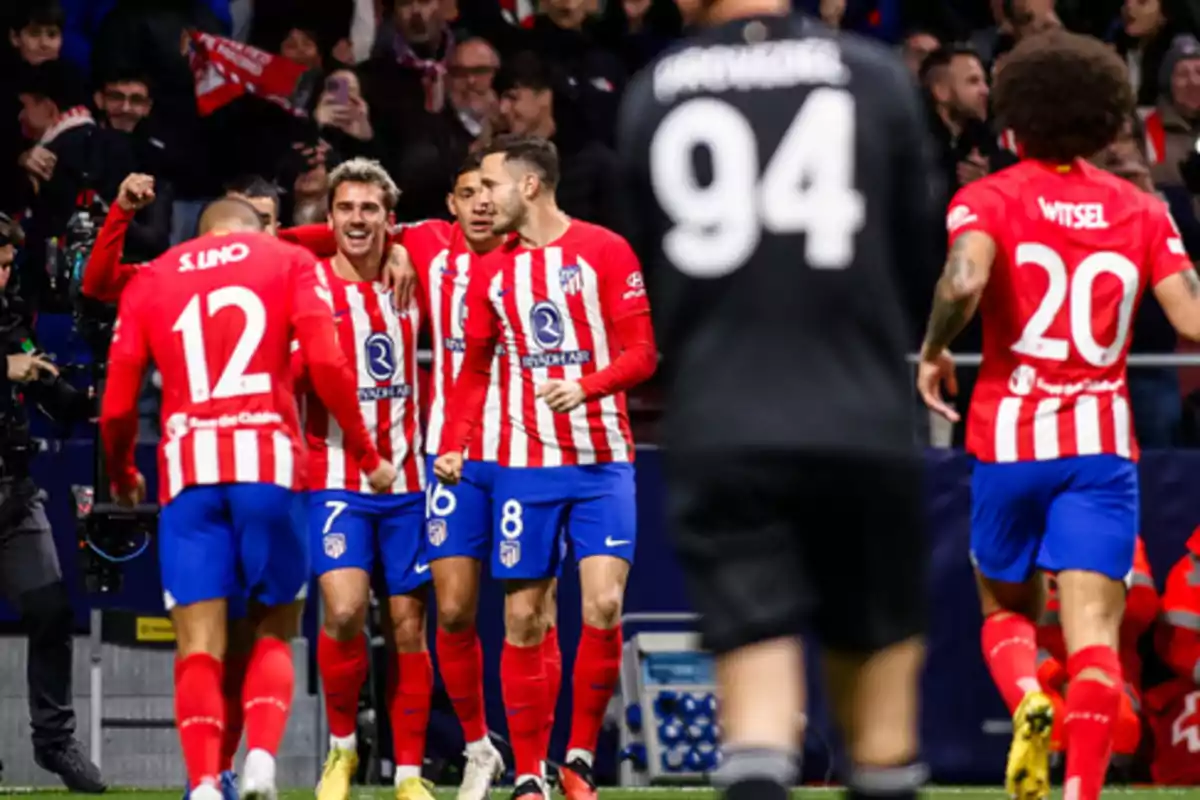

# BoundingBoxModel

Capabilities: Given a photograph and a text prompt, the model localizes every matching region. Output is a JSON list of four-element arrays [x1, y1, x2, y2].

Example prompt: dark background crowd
[[6, 0, 1200, 446]]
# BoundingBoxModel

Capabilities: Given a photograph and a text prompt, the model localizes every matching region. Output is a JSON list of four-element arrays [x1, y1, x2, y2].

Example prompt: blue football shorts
[[309, 489, 430, 596], [490, 463, 636, 581], [158, 483, 307, 612], [971, 454, 1138, 582], [423, 456, 498, 562]]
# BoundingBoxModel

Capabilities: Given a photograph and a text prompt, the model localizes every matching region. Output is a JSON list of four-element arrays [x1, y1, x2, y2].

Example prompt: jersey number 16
[[649, 88, 865, 278]]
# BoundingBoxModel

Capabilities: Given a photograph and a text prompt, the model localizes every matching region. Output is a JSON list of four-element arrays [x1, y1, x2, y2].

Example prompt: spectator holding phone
[[314, 69, 381, 161]]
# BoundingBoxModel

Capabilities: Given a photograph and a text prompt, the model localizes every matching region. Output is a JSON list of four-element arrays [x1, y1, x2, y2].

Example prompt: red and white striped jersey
[[401, 221, 504, 459], [106, 234, 332, 502], [948, 160, 1191, 463], [302, 261, 424, 493], [463, 221, 648, 467]]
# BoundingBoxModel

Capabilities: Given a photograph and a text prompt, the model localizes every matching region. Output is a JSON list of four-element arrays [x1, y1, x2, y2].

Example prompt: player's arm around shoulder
[[1145, 198, 1200, 341]]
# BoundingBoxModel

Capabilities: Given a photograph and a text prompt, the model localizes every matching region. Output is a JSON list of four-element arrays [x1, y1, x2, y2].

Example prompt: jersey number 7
[[649, 87, 865, 278], [173, 286, 272, 402]]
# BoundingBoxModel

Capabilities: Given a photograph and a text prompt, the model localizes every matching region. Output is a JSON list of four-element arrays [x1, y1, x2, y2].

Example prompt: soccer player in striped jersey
[[396, 155, 516, 799], [302, 160, 436, 800], [916, 32, 1200, 800], [100, 198, 394, 800], [436, 136, 657, 800]]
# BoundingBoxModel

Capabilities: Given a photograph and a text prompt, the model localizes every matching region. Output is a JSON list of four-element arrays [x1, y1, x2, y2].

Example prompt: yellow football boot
[[1005, 690, 1055, 800], [315, 748, 358, 800], [394, 776, 437, 800]]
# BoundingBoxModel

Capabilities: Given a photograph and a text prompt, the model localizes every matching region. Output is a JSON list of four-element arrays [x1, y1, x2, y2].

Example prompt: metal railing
[[907, 353, 1200, 368]]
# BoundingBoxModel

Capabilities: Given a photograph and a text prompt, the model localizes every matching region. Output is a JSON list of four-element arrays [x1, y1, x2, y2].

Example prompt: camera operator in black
[[0, 216, 105, 793]]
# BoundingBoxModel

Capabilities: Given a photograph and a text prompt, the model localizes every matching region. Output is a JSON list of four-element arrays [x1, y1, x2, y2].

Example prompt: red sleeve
[[279, 224, 338, 258], [945, 183, 1004, 249], [1148, 201, 1193, 286], [288, 253, 381, 473], [1155, 559, 1200, 683], [576, 236, 656, 400], [443, 262, 501, 453], [81, 203, 142, 303], [99, 274, 151, 493]]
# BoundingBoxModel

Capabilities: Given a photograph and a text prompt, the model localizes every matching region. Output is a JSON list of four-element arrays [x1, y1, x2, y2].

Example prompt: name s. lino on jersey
[[947, 161, 1191, 464]]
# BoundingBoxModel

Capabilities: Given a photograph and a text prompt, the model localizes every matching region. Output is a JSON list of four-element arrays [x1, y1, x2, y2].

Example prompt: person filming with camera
[[0, 214, 104, 792]]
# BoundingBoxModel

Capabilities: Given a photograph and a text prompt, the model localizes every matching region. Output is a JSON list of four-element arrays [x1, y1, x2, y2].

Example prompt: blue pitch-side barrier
[[7, 442, 1200, 784]]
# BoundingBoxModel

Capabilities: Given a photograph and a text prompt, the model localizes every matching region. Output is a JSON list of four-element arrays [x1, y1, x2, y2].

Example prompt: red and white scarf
[[395, 29, 454, 113], [186, 30, 310, 117], [38, 105, 94, 145]]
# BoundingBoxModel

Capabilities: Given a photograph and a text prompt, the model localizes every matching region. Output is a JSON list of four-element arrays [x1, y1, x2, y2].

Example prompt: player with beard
[[615, 0, 941, 797], [436, 136, 657, 800], [306, 159, 435, 800], [917, 31, 1200, 800]]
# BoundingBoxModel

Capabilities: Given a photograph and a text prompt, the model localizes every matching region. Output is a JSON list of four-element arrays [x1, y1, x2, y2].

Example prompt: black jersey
[[616, 15, 942, 455]]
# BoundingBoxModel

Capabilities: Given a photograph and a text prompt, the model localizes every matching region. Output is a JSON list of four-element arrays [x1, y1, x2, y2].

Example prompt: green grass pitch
[[5, 788, 1200, 800]]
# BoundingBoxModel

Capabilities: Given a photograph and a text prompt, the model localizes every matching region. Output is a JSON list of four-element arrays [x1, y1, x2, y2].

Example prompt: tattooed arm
[[920, 231, 997, 359], [1154, 265, 1200, 341]]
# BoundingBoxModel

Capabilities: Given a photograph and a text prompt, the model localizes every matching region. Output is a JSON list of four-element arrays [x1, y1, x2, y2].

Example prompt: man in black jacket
[[0, 217, 105, 793]]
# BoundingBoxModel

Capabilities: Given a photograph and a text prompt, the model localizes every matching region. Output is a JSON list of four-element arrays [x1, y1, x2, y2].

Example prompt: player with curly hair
[[916, 30, 1200, 800]]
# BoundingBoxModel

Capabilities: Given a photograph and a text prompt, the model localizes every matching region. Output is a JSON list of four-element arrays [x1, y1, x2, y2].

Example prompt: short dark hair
[[918, 43, 982, 86], [994, 30, 1133, 163], [9, 0, 64, 34], [456, 151, 483, 180], [97, 64, 153, 94], [494, 51, 554, 96], [487, 135, 560, 190], [17, 59, 84, 110], [225, 175, 282, 207]]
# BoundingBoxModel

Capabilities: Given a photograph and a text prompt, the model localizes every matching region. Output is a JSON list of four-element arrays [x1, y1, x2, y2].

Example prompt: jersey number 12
[[649, 88, 865, 278], [173, 286, 271, 403]]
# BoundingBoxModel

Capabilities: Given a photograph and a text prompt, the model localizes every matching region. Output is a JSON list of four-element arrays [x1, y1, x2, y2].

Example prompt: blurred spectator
[[900, 28, 940, 77], [248, 0, 355, 68], [1147, 35, 1200, 215], [281, 25, 323, 70], [314, 68, 382, 161], [495, 51, 620, 231], [595, 0, 681, 76], [92, 68, 152, 134], [920, 44, 998, 196], [224, 174, 282, 235], [447, 37, 500, 138], [362, 4, 497, 220], [7, 0, 63, 67], [288, 140, 331, 225], [1115, 0, 1187, 107]]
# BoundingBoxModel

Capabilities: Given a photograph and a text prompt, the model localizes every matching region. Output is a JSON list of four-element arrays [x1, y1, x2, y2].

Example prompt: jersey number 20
[[173, 286, 271, 403], [1012, 244, 1139, 368], [649, 88, 865, 277]]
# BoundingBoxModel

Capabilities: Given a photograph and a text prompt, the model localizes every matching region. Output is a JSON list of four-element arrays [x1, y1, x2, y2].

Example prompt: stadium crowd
[[9, 0, 1200, 795]]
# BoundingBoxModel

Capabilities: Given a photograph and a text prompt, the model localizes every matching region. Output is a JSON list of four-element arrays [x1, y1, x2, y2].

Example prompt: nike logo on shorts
[[414, 563, 430, 574], [605, 536, 631, 547]]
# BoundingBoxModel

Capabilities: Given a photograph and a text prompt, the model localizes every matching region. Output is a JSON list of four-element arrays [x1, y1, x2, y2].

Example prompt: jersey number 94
[[649, 88, 865, 278]]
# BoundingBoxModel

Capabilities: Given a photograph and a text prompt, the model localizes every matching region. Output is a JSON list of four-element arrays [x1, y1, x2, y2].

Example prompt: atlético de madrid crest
[[559, 264, 582, 296]]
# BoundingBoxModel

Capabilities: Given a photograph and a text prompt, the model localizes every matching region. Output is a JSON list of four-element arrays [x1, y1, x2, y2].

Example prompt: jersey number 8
[[1011, 244, 1139, 368], [649, 88, 865, 278]]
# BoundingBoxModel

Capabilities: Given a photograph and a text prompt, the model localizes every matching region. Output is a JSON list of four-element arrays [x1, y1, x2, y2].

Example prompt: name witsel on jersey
[[653, 39, 849, 103], [1037, 198, 1109, 230]]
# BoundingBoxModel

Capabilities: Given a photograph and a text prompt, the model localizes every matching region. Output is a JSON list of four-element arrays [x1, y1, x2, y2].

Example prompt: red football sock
[[1063, 646, 1122, 800], [567, 625, 622, 755], [175, 653, 224, 788], [981, 612, 1040, 714], [501, 641, 547, 778], [543, 625, 562, 749], [388, 651, 433, 768], [436, 627, 488, 742], [317, 630, 368, 738], [243, 637, 294, 755], [219, 651, 249, 771]]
